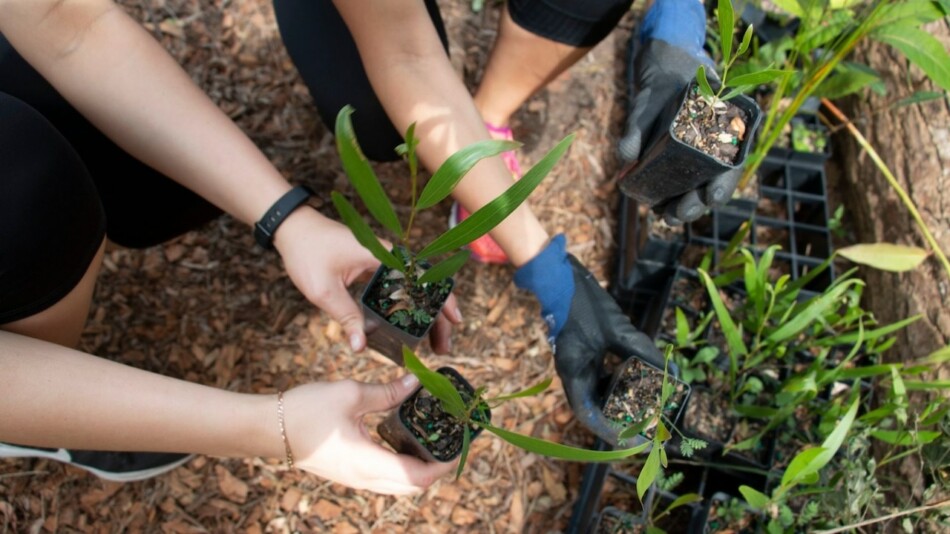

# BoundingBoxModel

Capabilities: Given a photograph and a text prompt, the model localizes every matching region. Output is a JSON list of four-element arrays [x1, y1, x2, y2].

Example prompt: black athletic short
[[0, 37, 221, 324], [273, 0, 633, 161]]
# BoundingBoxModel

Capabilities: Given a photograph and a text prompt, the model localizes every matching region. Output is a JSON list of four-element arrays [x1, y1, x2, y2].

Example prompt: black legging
[[272, 0, 633, 161], [0, 37, 221, 323]]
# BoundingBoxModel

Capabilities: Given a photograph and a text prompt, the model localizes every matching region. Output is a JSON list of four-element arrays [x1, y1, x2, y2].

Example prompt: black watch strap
[[254, 185, 314, 249]]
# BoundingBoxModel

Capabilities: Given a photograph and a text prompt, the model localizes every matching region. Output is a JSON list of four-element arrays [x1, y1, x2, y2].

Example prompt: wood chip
[[311, 499, 343, 521], [214, 465, 248, 504]]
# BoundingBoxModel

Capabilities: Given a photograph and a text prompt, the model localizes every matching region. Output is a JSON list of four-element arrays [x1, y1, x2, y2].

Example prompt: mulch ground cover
[[0, 1, 641, 531]]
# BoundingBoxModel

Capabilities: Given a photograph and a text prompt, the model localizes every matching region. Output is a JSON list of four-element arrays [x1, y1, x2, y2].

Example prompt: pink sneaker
[[450, 122, 521, 264]]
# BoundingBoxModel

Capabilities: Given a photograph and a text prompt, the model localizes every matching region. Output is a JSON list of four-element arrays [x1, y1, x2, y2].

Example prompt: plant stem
[[821, 98, 950, 281], [813, 499, 950, 534]]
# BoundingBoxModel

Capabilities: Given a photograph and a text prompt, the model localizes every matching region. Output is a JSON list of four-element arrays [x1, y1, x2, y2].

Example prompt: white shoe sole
[[0, 442, 194, 482]]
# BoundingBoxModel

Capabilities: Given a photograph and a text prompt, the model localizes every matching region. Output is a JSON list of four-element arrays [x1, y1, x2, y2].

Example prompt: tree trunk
[[834, 19, 950, 365]]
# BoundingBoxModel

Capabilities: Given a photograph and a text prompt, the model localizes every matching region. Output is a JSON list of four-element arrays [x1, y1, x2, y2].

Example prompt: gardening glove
[[515, 235, 668, 446], [617, 0, 742, 224]]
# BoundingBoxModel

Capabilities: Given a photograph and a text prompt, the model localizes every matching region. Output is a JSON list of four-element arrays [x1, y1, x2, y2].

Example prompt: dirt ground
[[0, 1, 643, 532]]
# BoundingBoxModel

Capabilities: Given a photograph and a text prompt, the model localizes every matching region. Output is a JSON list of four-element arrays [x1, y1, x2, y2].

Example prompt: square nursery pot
[[361, 260, 454, 366], [377, 367, 490, 463], [619, 80, 763, 208], [601, 357, 691, 443]]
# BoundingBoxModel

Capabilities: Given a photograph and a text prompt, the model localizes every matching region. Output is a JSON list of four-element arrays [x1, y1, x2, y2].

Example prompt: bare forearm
[[0, 1, 290, 225], [0, 331, 280, 459], [333, 0, 549, 265]]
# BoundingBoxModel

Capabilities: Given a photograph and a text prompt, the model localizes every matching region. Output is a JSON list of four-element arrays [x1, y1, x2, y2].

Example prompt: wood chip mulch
[[1, 1, 643, 532]]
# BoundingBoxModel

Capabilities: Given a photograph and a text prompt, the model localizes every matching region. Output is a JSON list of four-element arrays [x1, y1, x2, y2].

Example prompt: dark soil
[[364, 260, 453, 337], [673, 87, 750, 165], [653, 503, 696, 533], [602, 358, 688, 439], [728, 419, 771, 466], [399, 370, 487, 462], [706, 497, 761, 534], [683, 387, 735, 443], [597, 509, 645, 533]]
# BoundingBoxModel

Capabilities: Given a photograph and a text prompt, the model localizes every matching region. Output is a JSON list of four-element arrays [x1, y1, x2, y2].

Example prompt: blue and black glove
[[515, 235, 667, 445], [617, 0, 742, 224]]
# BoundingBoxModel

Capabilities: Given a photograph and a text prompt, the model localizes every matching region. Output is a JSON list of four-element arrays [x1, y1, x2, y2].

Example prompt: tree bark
[[834, 19, 950, 365]]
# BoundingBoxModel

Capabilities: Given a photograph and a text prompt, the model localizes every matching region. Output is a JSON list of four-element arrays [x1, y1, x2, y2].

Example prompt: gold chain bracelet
[[276, 390, 296, 469]]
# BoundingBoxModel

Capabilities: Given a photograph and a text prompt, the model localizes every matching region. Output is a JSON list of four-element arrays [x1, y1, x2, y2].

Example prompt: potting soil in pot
[[673, 87, 749, 165], [365, 263, 453, 337], [602, 358, 687, 439], [400, 373, 485, 461], [683, 387, 735, 443]]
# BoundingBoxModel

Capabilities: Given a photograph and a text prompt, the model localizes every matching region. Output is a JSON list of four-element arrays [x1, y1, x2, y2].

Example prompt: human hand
[[617, 0, 742, 224], [514, 236, 667, 445], [282, 374, 456, 494], [274, 207, 461, 353]]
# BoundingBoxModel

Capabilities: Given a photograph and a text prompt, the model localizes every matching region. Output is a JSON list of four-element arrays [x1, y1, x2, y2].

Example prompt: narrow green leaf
[[874, 26, 950, 92], [914, 344, 950, 366], [664, 493, 703, 515], [675, 308, 689, 346], [838, 243, 929, 272], [718, 0, 735, 65], [768, 280, 862, 343], [894, 91, 946, 109], [417, 139, 521, 210], [418, 134, 574, 260], [806, 397, 859, 477], [696, 66, 715, 100], [737, 25, 754, 57], [781, 447, 824, 487], [334, 106, 402, 235], [638, 447, 661, 500], [402, 347, 467, 419], [872, 0, 948, 29], [891, 366, 907, 398], [698, 269, 748, 357], [455, 426, 471, 479], [904, 380, 950, 390], [417, 249, 470, 285], [770, 0, 803, 17], [490, 377, 553, 403], [482, 423, 650, 461], [733, 405, 778, 418], [871, 430, 942, 445], [837, 364, 901, 380], [816, 64, 883, 99], [728, 69, 789, 88], [331, 192, 402, 271], [739, 485, 770, 509], [816, 315, 920, 346]]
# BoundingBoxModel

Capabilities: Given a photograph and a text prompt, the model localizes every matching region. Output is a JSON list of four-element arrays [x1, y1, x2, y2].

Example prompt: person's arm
[[331, 0, 550, 267], [0, 0, 459, 351], [0, 330, 452, 494]]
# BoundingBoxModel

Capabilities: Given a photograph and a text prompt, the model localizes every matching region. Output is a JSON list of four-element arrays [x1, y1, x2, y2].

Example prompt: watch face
[[254, 186, 314, 249]]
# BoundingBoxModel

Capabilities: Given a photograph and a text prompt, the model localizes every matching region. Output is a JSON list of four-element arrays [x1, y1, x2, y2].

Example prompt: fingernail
[[684, 206, 701, 220], [350, 334, 363, 351], [402, 374, 419, 389], [454, 307, 463, 322]]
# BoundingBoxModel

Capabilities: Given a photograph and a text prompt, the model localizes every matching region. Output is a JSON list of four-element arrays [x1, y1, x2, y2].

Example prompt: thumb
[[359, 373, 420, 414], [317, 283, 368, 351], [618, 87, 664, 163]]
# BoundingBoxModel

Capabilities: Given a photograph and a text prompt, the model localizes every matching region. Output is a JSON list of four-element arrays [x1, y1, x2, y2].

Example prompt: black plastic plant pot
[[601, 357, 691, 441], [360, 262, 454, 366], [740, 3, 800, 44], [377, 367, 490, 463], [592, 507, 648, 534], [619, 80, 763, 207]]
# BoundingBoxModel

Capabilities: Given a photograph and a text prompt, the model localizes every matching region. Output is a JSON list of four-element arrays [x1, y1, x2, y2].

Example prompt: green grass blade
[[481, 423, 650, 461], [699, 269, 748, 357], [331, 192, 402, 271], [402, 347, 467, 419], [490, 377, 553, 403], [718, 0, 735, 65], [417, 139, 521, 210], [334, 106, 402, 235], [417, 249, 470, 285], [816, 314, 920, 346], [728, 69, 790, 88], [418, 134, 573, 260], [455, 426, 471, 479], [767, 280, 863, 343]]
